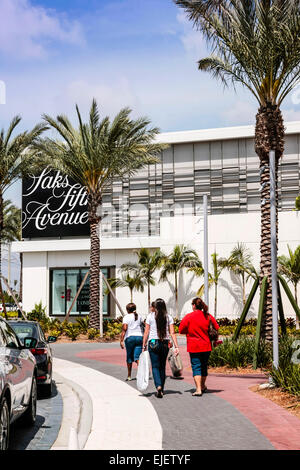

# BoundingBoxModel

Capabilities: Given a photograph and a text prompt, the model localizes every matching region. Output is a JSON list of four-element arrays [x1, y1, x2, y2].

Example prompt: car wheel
[[42, 380, 52, 398], [21, 377, 37, 427], [0, 397, 10, 450]]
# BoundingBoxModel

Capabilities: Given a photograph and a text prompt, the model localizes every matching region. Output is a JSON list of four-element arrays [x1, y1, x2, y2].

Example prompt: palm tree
[[219, 243, 257, 306], [174, 0, 300, 340], [160, 244, 201, 316], [0, 116, 46, 317], [1, 200, 22, 298], [37, 100, 166, 328], [278, 245, 300, 329], [107, 272, 145, 303], [189, 251, 223, 317], [121, 247, 165, 308]]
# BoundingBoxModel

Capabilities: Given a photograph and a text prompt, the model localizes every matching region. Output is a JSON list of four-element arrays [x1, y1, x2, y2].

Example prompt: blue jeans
[[148, 340, 169, 389], [189, 351, 211, 377], [125, 336, 143, 363]]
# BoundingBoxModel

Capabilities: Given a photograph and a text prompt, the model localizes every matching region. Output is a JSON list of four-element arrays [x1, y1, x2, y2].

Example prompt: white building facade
[[12, 122, 300, 320]]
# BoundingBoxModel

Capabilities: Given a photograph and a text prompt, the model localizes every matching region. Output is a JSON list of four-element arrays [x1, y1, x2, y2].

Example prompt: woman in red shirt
[[179, 297, 219, 396]]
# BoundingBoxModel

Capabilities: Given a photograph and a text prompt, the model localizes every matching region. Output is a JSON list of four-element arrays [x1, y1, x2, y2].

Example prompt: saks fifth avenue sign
[[22, 169, 90, 238]]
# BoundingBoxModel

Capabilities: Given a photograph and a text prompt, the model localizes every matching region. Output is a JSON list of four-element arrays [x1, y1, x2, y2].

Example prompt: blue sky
[[1, 0, 300, 209], [1, 0, 300, 283]]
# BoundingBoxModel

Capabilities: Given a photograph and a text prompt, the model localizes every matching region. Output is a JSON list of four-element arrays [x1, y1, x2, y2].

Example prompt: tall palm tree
[[160, 244, 201, 316], [1, 200, 22, 298], [174, 0, 300, 340], [189, 251, 223, 317], [107, 272, 145, 303], [278, 245, 300, 329], [0, 116, 46, 317], [37, 100, 166, 328], [219, 243, 257, 306], [121, 247, 165, 308]]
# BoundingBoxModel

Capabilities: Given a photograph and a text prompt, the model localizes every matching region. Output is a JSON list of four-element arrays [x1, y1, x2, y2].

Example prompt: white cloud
[[0, 0, 84, 58], [176, 11, 206, 61], [221, 99, 258, 126], [282, 108, 300, 122]]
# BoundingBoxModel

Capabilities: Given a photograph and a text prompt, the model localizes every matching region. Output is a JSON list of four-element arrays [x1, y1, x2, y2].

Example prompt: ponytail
[[126, 302, 138, 321], [192, 297, 209, 317]]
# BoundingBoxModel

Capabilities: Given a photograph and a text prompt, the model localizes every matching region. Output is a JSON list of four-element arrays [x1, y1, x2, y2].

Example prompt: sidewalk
[[52, 343, 300, 451]]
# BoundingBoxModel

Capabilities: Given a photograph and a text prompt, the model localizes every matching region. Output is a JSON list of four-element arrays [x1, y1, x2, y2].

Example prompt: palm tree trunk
[[88, 193, 102, 329], [130, 288, 133, 303], [214, 281, 217, 318], [242, 273, 246, 306], [175, 271, 178, 317], [255, 103, 284, 342], [148, 283, 150, 310], [295, 283, 299, 330]]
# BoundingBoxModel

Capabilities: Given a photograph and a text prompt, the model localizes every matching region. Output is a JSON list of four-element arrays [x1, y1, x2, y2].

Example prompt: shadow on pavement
[[184, 388, 224, 394], [9, 381, 58, 450]]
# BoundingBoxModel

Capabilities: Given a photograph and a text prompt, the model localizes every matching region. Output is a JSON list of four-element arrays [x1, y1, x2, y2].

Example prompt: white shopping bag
[[136, 351, 150, 392]]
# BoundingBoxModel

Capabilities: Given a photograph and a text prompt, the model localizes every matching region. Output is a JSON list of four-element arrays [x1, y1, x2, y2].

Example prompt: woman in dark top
[[179, 297, 219, 396]]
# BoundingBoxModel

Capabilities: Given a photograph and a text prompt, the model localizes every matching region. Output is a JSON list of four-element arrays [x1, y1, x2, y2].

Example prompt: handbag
[[136, 350, 150, 392], [208, 314, 218, 343], [168, 346, 183, 377]]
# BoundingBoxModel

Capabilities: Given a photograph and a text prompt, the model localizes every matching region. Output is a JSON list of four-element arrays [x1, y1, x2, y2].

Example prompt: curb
[[52, 372, 93, 450]]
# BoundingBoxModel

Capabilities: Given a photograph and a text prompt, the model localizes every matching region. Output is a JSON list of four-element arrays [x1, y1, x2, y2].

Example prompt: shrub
[[87, 328, 99, 340], [105, 322, 122, 339], [209, 337, 272, 369], [271, 364, 300, 396], [76, 316, 89, 334], [270, 335, 300, 396], [64, 324, 80, 341]]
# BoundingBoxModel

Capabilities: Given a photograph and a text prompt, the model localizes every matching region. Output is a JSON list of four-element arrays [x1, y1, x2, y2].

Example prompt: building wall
[[20, 211, 300, 321]]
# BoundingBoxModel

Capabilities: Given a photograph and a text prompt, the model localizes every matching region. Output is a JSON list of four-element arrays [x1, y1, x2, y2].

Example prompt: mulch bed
[[251, 385, 300, 420], [54, 333, 116, 343], [209, 365, 267, 376]]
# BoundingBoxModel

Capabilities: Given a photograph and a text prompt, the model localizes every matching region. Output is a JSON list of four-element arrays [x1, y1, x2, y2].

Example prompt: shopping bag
[[136, 351, 150, 392], [168, 346, 183, 377]]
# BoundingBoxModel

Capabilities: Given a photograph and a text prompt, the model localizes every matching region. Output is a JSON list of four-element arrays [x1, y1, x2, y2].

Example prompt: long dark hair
[[126, 303, 138, 321], [192, 297, 209, 317], [154, 298, 168, 340]]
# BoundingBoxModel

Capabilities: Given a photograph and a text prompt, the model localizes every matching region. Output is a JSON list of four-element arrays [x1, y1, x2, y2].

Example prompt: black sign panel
[[22, 168, 90, 238]]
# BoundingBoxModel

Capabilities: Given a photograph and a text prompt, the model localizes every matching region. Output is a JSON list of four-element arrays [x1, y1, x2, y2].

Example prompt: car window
[[1, 321, 20, 349], [38, 325, 46, 342], [9, 323, 38, 345]]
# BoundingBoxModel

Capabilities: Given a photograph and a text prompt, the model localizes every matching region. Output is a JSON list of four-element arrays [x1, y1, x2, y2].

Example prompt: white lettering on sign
[[22, 168, 89, 235]]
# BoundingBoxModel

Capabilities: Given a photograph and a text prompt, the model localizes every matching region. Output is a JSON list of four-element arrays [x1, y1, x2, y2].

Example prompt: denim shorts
[[189, 351, 211, 377], [125, 336, 143, 363]]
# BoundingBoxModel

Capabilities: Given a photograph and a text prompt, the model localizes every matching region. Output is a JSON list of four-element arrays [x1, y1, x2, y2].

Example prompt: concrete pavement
[[52, 342, 300, 451]]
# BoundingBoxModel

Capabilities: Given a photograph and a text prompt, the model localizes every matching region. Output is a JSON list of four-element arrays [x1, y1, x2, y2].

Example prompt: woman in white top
[[120, 303, 144, 381], [142, 298, 179, 398]]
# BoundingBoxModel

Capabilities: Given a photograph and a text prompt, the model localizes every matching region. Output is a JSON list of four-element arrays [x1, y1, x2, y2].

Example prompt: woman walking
[[142, 299, 179, 398], [120, 303, 144, 381], [179, 297, 219, 396]]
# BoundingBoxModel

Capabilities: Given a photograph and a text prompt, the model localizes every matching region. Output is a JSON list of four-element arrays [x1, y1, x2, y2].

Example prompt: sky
[[1, 0, 300, 252], [2, 0, 300, 146]]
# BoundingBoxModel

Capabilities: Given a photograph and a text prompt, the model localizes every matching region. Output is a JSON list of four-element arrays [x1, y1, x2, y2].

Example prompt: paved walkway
[[52, 343, 300, 451], [10, 383, 63, 450]]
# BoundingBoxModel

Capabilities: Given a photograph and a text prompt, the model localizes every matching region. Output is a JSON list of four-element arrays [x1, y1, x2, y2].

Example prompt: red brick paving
[[76, 346, 300, 450]]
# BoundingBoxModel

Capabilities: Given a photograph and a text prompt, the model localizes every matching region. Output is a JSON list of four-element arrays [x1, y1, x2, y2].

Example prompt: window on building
[[50, 268, 110, 316]]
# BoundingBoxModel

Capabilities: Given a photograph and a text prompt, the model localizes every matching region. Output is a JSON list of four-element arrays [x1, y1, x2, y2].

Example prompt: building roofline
[[155, 121, 300, 144]]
